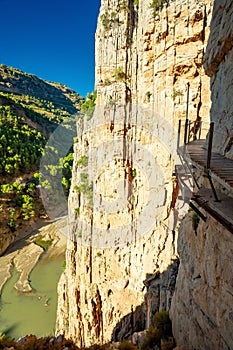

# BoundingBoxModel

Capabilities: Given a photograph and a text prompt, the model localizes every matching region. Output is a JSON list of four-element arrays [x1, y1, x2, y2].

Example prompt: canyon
[[56, 0, 233, 349], [0, 0, 231, 348]]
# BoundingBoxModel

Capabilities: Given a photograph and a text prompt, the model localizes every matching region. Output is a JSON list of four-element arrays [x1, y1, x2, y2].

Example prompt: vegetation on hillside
[[1, 174, 42, 228], [0, 65, 100, 238], [0, 105, 46, 174], [0, 64, 84, 114], [80, 90, 97, 119], [0, 64, 85, 238]]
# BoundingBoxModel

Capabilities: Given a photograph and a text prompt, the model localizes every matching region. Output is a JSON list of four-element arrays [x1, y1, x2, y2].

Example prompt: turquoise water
[[0, 254, 64, 340]]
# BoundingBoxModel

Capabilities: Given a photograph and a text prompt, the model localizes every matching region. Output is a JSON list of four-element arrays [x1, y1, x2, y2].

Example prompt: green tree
[[80, 90, 97, 119]]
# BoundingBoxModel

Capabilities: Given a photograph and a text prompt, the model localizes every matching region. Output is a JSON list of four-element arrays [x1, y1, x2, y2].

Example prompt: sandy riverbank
[[0, 216, 68, 295]]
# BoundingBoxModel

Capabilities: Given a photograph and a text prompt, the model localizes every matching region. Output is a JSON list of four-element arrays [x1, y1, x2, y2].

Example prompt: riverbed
[[0, 217, 67, 340]]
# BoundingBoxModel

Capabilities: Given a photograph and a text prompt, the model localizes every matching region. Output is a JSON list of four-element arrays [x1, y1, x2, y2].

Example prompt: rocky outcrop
[[95, 0, 212, 121], [56, 0, 214, 347]]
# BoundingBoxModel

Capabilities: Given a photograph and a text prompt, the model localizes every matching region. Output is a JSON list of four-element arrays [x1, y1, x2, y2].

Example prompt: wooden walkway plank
[[179, 140, 233, 192], [192, 189, 233, 234], [176, 121, 233, 234], [175, 165, 233, 234]]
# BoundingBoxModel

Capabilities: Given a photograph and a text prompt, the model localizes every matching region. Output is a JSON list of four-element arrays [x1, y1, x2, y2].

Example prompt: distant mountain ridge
[[0, 64, 85, 138], [0, 64, 83, 114]]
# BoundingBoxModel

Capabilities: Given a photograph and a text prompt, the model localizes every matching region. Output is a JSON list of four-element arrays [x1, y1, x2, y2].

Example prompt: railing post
[[183, 82, 190, 154], [206, 122, 219, 202], [206, 122, 214, 169], [184, 118, 189, 145], [188, 120, 192, 142], [183, 118, 189, 156], [199, 121, 202, 139], [177, 119, 181, 151], [186, 82, 190, 121], [193, 121, 197, 141]]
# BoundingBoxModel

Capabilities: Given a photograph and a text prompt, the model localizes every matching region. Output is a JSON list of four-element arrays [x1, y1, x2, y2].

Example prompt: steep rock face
[[203, 0, 233, 158], [171, 214, 233, 350], [95, 0, 212, 121], [56, 0, 214, 347], [171, 1, 233, 349]]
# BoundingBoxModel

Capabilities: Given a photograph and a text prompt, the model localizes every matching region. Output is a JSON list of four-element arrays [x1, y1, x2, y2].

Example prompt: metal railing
[[177, 119, 221, 201], [177, 119, 215, 171]]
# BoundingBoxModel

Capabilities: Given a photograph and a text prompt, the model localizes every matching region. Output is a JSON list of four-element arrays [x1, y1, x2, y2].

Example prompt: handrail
[[177, 119, 181, 150], [206, 122, 214, 170], [177, 119, 220, 201], [178, 119, 212, 145], [177, 119, 205, 151], [177, 118, 214, 170]]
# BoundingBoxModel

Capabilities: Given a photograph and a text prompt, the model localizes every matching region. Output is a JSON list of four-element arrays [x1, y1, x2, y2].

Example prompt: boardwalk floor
[[179, 139, 233, 192], [193, 188, 233, 234], [177, 139, 233, 233]]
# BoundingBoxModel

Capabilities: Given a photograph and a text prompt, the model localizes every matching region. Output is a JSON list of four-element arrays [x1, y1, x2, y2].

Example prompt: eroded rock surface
[[171, 2, 233, 349], [204, 0, 233, 158], [56, 0, 214, 347]]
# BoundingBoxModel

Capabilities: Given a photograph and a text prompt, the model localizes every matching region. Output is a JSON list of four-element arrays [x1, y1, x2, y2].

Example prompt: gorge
[[0, 0, 232, 349], [56, 0, 233, 349]]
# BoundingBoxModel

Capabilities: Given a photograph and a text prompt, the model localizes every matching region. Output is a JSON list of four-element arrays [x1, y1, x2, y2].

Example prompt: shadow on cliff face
[[168, 0, 233, 348], [111, 258, 179, 343]]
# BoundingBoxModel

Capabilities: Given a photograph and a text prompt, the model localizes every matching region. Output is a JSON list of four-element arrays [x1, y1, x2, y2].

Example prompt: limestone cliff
[[204, 0, 233, 158], [171, 1, 233, 349], [56, 0, 215, 347]]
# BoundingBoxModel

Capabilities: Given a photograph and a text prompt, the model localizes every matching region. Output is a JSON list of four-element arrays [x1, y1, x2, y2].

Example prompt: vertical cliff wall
[[56, 0, 214, 347], [171, 1, 233, 349], [204, 0, 233, 158]]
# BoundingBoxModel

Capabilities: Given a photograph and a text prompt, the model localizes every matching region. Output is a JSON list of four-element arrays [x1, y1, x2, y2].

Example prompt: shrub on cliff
[[82, 344, 113, 350], [0, 332, 15, 348], [118, 340, 137, 350], [153, 310, 172, 338], [0, 333, 79, 349], [150, 0, 169, 16], [80, 90, 97, 119], [140, 311, 173, 350], [115, 67, 126, 82], [140, 327, 161, 350]]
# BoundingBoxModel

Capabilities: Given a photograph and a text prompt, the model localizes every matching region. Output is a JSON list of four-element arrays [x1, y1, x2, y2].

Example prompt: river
[[0, 219, 67, 340]]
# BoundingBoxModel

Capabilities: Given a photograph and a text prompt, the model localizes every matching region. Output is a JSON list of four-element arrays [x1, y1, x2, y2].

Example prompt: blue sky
[[0, 0, 101, 97]]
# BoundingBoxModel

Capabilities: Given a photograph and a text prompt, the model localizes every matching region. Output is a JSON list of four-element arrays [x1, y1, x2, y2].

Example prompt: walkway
[[182, 139, 233, 192], [176, 120, 233, 234]]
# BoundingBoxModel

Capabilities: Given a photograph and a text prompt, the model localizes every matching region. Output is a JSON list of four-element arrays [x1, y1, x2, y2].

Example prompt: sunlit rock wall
[[56, 0, 214, 347]]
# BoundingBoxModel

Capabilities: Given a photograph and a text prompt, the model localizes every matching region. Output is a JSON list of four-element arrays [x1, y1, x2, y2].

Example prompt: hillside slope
[[0, 64, 82, 114], [0, 64, 84, 254]]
